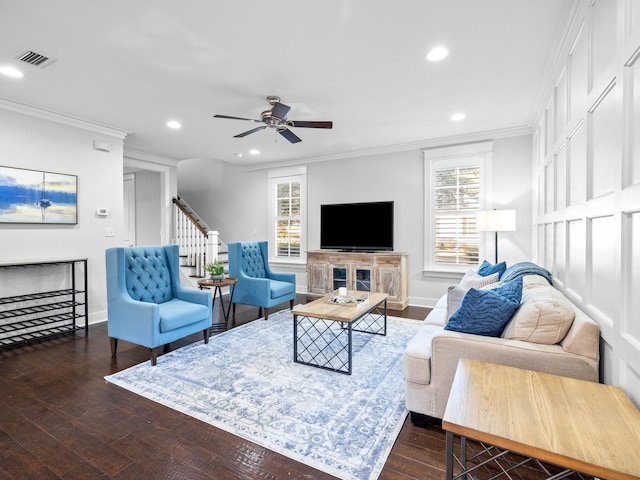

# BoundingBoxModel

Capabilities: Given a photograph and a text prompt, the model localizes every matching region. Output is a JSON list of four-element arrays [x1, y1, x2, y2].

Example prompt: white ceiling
[[0, 0, 573, 167]]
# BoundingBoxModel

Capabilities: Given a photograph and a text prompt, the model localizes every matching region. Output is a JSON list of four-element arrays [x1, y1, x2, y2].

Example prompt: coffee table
[[443, 359, 640, 480], [291, 291, 388, 375]]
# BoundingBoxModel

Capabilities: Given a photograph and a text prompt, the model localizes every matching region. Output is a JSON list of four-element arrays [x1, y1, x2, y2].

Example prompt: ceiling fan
[[214, 96, 333, 144]]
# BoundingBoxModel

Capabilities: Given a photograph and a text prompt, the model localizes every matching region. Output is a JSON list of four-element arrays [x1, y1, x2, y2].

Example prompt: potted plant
[[205, 262, 225, 281]]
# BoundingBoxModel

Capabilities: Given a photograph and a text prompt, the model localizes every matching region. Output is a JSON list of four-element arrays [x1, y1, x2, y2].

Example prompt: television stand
[[306, 250, 408, 310]]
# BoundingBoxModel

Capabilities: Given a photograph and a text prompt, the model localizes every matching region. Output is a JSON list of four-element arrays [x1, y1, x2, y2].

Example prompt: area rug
[[104, 309, 422, 480]]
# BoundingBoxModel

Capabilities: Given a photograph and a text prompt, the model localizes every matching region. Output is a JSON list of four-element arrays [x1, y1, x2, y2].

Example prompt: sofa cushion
[[270, 279, 295, 298], [502, 291, 575, 344], [522, 274, 555, 292], [459, 269, 500, 289], [445, 278, 523, 337], [446, 285, 467, 320], [477, 260, 507, 278], [159, 298, 210, 333], [561, 310, 600, 361], [424, 297, 447, 326]]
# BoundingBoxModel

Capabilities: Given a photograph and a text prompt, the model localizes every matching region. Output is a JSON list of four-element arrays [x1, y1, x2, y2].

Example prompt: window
[[434, 164, 480, 264], [268, 167, 306, 263], [424, 142, 493, 273]]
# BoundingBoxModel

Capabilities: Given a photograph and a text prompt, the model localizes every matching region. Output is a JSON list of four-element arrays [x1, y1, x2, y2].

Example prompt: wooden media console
[[306, 250, 408, 310]]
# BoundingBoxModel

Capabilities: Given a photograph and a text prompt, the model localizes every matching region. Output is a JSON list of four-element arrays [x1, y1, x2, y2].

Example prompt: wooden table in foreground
[[291, 291, 388, 375], [442, 359, 640, 480]]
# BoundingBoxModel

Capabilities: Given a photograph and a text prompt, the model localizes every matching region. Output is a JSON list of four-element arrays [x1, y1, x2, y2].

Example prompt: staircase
[[172, 195, 227, 288]]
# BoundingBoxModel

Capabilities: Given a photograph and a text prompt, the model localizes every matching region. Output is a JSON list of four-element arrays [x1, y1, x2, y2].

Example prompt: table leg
[[445, 430, 454, 480], [293, 314, 298, 364], [209, 286, 225, 334], [223, 283, 235, 326], [382, 298, 387, 335], [347, 322, 352, 375]]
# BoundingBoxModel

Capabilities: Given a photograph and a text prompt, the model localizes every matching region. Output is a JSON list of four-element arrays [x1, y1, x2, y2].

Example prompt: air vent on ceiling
[[13, 48, 56, 68]]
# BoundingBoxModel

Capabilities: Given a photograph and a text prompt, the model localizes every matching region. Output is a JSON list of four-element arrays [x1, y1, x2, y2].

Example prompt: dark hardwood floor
[[0, 295, 443, 479]]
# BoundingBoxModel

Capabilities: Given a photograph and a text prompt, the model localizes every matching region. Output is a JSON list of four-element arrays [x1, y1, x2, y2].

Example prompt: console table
[[443, 359, 640, 480], [0, 258, 88, 349], [306, 250, 408, 310]]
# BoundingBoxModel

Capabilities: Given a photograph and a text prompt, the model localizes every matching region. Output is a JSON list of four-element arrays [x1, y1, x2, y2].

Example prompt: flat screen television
[[320, 201, 394, 252]]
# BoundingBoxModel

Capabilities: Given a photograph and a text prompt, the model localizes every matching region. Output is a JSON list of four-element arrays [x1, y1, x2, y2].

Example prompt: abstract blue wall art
[[0, 165, 77, 224]]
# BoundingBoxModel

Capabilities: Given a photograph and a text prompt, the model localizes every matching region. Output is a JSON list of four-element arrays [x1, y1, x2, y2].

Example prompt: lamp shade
[[476, 209, 516, 232]]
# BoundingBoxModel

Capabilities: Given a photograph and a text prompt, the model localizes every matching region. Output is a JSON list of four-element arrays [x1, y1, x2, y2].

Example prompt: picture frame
[[0, 165, 78, 224]]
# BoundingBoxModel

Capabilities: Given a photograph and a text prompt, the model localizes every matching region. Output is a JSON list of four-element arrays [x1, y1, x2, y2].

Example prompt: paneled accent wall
[[533, 0, 640, 406]]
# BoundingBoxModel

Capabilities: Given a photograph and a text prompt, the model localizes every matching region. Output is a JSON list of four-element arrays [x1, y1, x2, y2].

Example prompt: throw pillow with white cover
[[459, 269, 500, 289]]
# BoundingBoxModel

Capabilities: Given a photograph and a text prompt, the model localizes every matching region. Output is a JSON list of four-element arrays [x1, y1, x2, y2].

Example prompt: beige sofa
[[404, 274, 600, 422]]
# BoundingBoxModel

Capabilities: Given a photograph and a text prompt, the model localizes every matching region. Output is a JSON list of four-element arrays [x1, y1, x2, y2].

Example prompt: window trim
[[268, 166, 307, 265], [423, 141, 494, 274]]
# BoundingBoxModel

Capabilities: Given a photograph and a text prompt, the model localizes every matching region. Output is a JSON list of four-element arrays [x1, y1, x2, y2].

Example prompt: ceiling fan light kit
[[214, 96, 333, 144]]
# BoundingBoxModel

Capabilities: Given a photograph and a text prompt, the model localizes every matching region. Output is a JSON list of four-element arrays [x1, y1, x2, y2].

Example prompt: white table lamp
[[476, 209, 516, 263]]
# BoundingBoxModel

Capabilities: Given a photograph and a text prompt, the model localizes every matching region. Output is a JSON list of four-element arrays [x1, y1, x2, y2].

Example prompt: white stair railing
[[172, 196, 220, 278]]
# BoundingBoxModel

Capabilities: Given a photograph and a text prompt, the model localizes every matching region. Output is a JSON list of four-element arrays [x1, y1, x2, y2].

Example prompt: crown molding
[[0, 96, 129, 139], [245, 125, 532, 172], [123, 148, 179, 168]]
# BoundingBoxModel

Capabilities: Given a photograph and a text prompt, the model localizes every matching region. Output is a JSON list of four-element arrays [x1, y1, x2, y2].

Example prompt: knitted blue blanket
[[501, 261, 552, 284]]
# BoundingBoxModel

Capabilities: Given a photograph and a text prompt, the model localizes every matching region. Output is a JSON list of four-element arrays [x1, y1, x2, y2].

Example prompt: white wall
[[0, 107, 126, 324], [533, 0, 640, 405], [134, 170, 161, 245], [178, 133, 533, 307]]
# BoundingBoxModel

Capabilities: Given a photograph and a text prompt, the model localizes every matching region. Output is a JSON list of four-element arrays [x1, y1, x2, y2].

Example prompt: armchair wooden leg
[[150, 347, 161, 366], [110, 337, 118, 356], [289, 299, 294, 310], [264, 307, 270, 320], [258, 307, 263, 319], [203, 328, 209, 344]]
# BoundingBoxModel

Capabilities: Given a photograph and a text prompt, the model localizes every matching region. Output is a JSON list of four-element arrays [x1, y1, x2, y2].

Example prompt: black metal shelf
[[0, 259, 88, 350]]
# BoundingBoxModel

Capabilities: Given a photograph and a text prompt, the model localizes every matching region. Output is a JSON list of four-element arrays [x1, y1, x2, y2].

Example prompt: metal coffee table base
[[293, 304, 387, 375]]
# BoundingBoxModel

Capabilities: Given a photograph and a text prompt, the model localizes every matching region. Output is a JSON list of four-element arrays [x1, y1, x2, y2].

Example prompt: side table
[[197, 277, 237, 333], [443, 359, 640, 480]]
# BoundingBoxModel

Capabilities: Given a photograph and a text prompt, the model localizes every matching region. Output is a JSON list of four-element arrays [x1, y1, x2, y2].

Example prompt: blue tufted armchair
[[228, 241, 296, 320], [105, 244, 212, 365]]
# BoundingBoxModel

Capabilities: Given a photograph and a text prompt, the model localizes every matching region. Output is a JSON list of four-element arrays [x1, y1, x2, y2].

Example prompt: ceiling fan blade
[[214, 114, 261, 123], [287, 120, 333, 129], [234, 125, 267, 138], [278, 128, 302, 144], [271, 102, 291, 120]]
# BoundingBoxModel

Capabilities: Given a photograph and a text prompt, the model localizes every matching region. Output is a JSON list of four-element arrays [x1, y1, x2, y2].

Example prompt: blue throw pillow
[[477, 260, 507, 278], [445, 277, 523, 337]]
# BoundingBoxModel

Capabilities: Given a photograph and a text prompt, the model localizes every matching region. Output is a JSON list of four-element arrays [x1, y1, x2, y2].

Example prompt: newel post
[[206, 231, 219, 264]]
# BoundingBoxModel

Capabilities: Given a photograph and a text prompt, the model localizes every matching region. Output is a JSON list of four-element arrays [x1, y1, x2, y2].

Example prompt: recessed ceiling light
[[234, 153, 243, 157], [166, 120, 181, 129], [426, 47, 448, 62], [0, 66, 24, 78], [249, 149, 260, 155], [451, 113, 466, 121]]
